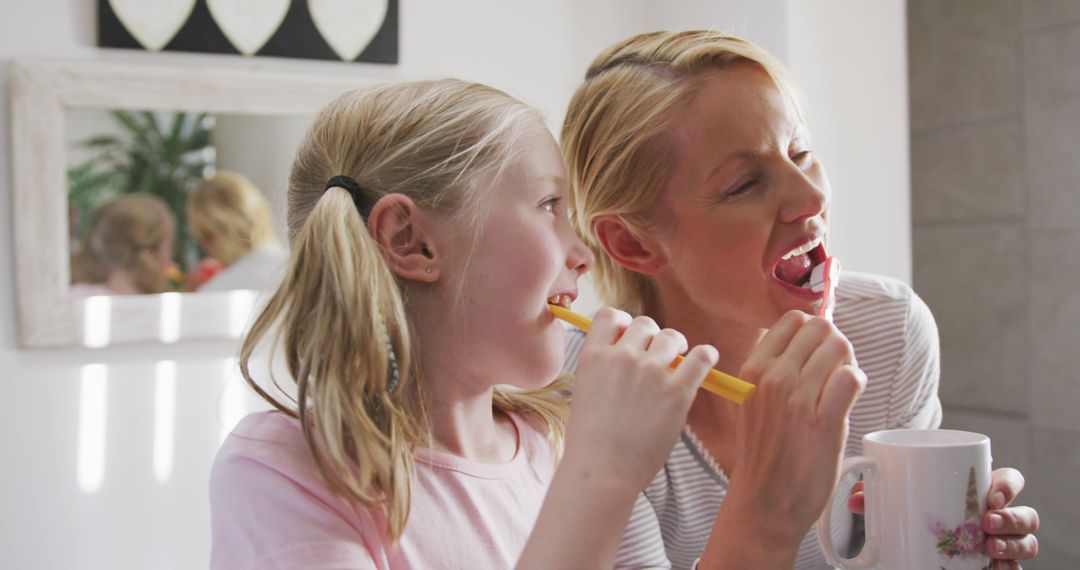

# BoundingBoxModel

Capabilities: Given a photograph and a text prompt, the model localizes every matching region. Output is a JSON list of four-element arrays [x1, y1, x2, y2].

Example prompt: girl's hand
[[721, 310, 866, 547], [849, 468, 1040, 567], [563, 307, 719, 491]]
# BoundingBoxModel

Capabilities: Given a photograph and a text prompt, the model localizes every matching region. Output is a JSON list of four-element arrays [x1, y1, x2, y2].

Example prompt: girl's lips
[[546, 292, 575, 309]]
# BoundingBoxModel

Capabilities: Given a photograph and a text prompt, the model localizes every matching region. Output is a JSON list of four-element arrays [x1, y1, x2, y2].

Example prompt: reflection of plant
[[68, 110, 216, 270]]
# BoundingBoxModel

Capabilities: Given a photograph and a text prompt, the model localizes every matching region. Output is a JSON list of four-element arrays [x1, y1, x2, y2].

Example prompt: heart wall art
[[99, 0, 398, 64]]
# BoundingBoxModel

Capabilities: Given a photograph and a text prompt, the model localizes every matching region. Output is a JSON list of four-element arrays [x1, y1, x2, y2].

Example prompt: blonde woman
[[187, 171, 287, 291], [70, 193, 176, 295], [209, 79, 739, 568], [561, 31, 1039, 568]]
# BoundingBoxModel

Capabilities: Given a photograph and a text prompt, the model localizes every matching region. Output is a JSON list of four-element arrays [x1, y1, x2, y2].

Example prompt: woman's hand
[[849, 467, 1039, 568], [563, 307, 719, 490], [710, 310, 866, 558]]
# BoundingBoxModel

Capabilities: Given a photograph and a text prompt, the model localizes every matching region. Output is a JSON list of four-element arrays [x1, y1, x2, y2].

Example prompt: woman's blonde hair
[[187, 171, 277, 266], [561, 30, 802, 315], [239, 79, 569, 541], [70, 193, 175, 294]]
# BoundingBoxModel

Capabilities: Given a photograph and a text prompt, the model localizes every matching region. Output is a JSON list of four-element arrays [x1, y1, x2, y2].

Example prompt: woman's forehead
[[687, 66, 800, 138]]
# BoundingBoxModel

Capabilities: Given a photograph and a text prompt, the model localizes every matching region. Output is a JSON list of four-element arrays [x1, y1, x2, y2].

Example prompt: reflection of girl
[[209, 80, 725, 568], [70, 193, 176, 296], [186, 171, 286, 291], [561, 31, 1038, 568]]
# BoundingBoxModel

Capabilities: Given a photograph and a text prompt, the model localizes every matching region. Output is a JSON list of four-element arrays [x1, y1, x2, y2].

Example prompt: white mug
[[818, 429, 992, 570]]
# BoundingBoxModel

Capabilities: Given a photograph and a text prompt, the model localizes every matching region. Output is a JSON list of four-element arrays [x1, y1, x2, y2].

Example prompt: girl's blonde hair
[[70, 193, 175, 294], [239, 79, 569, 541], [561, 30, 802, 315], [187, 171, 277, 266]]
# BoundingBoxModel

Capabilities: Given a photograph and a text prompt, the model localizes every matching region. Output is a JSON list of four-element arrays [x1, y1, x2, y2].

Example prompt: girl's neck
[[416, 334, 518, 464]]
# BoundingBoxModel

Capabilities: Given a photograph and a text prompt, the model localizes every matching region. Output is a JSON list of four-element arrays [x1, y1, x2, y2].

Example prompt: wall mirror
[[11, 60, 378, 347]]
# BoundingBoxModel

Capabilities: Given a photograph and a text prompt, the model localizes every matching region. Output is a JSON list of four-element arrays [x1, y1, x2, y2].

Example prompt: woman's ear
[[593, 214, 666, 276], [367, 194, 440, 283]]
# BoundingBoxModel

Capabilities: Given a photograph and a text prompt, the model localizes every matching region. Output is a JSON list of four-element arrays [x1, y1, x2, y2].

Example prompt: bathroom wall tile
[[913, 223, 1028, 413], [1027, 229, 1080, 431], [911, 118, 1024, 224], [1023, 23, 1080, 230], [908, 0, 1020, 130], [940, 407, 1031, 473], [1022, 0, 1080, 32], [1026, 425, 1080, 568]]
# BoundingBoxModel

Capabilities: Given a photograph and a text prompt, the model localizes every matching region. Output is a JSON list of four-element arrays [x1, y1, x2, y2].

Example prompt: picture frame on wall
[[98, 0, 399, 64]]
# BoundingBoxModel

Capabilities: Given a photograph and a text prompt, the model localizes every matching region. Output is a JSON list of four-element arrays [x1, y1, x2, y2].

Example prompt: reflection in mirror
[[65, 108, 307, 297]]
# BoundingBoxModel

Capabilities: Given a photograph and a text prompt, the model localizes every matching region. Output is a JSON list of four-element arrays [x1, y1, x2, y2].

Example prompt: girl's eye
[[540, 196, 562, 214]]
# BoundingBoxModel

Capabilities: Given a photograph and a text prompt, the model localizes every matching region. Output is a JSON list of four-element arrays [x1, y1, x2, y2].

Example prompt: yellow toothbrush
[[549, 304, 756, 404]]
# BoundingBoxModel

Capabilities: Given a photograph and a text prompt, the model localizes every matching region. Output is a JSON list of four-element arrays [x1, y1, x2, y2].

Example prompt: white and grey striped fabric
[[562, 271, 943, 569]]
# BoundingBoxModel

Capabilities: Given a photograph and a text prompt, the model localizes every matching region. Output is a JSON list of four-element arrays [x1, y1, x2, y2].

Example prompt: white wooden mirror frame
[[10, 59, 378, 348]]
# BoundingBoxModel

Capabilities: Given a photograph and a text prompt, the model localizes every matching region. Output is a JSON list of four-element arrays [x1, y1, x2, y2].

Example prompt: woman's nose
[[778, 167, 828, 223]]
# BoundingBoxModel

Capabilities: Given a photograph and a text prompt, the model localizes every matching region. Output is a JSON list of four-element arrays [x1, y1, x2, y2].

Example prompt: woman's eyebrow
[[706, 150, 760, 183]]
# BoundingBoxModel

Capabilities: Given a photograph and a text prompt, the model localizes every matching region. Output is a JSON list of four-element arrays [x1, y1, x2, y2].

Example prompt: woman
[[560, 31, 1039, 568], [187, 171, 287, 291]]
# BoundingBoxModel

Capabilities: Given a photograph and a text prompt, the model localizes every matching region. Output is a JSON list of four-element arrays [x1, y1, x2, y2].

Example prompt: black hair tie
[[325, 175, 374, 220]]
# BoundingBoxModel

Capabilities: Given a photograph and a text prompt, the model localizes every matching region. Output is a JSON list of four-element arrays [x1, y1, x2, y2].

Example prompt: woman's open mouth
[[772, 236, 826, 292]]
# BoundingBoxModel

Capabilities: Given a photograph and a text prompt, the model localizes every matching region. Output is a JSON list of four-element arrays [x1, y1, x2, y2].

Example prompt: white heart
[[308, 0, 389, 62], [206, 0, 290, 56], [108, 0, 196, 51]]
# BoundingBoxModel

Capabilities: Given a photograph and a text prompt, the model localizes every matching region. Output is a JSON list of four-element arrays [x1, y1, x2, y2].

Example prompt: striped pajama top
[[561, 271, 943, 569]]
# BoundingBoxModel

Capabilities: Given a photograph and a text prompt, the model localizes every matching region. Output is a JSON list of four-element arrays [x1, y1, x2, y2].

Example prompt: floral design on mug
[[929, 467, 988, 564]]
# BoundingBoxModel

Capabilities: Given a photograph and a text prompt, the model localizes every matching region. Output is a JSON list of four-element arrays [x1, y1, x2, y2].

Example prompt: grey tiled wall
[[910, 1, 1080, 567]]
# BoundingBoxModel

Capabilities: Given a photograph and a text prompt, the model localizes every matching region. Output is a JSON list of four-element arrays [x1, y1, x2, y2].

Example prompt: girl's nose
[[566, 233, 595, 276]]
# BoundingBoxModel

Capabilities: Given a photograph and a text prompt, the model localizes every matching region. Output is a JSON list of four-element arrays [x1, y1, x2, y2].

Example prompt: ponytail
[[239, 188, 424, 539]]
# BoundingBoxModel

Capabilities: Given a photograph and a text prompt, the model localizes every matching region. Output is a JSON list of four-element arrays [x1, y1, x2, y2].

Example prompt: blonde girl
[[561, 30, 1039, 568], [70, 193, 176, 295], [187, 171, 286, 291], [209, 79, 723, 569]]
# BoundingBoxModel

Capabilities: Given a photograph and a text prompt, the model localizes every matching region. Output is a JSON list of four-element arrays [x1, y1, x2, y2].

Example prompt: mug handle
[[817, 456, 879, 569]]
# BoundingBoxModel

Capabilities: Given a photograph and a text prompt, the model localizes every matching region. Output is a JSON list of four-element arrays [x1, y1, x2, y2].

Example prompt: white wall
[[786, 0, 912, 282], [0, 2, 909, 568]]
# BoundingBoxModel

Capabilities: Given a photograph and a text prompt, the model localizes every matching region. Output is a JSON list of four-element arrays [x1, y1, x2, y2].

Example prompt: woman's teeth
[[780, 236, 823, 261], [547, 294, 572, 309]]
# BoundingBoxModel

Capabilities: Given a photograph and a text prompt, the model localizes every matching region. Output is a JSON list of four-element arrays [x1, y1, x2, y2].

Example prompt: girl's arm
[[517, 308, 717, 569]]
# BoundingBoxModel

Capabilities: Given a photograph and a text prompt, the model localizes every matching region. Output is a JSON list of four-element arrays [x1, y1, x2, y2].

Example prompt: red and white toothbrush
[[807, 256, 841, 321]]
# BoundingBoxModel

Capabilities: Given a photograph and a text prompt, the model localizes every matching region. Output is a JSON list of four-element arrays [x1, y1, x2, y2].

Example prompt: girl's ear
[[593, 214, 666, 276], [367, 194, 440, 283]]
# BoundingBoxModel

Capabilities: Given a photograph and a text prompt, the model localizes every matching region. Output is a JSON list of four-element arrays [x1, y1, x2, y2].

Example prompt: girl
[[561, 30, 1039, 568], [209, 79, 730, 569], [70, 193, 176, 296]]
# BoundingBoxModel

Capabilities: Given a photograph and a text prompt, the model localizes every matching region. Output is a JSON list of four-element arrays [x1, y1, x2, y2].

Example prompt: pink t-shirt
[[210, 410, 556, 569]]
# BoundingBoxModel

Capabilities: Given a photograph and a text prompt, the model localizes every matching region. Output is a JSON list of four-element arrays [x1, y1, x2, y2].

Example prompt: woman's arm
[[697, 311, 866, 570]]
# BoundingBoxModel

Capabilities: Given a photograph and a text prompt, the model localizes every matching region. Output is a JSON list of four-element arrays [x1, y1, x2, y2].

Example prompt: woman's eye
[[792, 149, 813, 165], [727, 179, 758, 198]]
